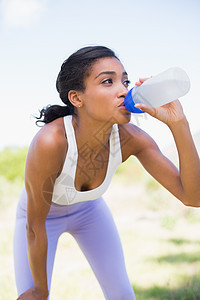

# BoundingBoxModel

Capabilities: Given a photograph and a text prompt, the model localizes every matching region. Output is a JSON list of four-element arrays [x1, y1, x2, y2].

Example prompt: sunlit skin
[[18, 57, 200, 299]]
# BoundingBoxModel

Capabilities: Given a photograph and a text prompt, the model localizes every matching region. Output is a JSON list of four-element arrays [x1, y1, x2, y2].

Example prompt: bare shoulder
[[26, 118, 68, 178], [118, 122, 158, 161]]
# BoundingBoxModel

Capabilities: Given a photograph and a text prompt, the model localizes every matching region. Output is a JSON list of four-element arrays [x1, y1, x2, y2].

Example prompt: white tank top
[[52, 115, 122, 205]]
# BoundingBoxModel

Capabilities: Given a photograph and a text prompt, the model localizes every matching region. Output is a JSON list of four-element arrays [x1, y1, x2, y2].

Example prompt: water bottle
[[124, 67, 190, 113]]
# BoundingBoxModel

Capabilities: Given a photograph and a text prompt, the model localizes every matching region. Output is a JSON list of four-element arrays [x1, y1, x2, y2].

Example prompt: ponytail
[[35, 104, 73, 126]]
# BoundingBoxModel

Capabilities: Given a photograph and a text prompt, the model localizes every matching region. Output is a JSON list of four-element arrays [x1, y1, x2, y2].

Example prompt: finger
[[139, 77, 150, 83], [134, 103, 156, 117], [135, 77, 152, 86]]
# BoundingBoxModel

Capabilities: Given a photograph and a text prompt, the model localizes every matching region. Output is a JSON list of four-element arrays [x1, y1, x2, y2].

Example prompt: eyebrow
[[94, 71, 128, 79]]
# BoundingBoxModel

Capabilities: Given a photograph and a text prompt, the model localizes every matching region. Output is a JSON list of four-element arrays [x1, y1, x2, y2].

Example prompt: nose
[[118, 83, 128, 98]]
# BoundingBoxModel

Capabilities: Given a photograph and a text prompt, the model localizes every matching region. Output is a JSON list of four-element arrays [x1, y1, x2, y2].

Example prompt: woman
[[14, 46, 200, 300]]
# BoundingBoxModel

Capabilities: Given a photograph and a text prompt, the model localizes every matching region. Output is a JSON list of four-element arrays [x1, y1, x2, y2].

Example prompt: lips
[[117, 100, 130, 112], [118, 101, 125, 107]]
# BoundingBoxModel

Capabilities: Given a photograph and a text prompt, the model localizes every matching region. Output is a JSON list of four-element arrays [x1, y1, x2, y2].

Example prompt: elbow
[[181, 195, 200, 208], [26, 222, 36, 241], [26, 221, 45, 240]]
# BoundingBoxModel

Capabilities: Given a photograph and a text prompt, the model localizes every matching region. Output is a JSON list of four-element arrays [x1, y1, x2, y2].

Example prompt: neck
[[72, 114, 113, 155]]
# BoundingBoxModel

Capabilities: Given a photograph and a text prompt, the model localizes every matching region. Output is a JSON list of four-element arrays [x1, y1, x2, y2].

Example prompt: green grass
[[0, 146, 28, 182], [134, 275, 200, 299]]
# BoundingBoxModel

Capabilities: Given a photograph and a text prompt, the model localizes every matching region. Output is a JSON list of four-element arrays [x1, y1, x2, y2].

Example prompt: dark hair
[[35, 46, 119, 125]]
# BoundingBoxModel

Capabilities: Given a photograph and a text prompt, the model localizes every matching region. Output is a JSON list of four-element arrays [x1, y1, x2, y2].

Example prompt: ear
[[68, 90, 83, 108]]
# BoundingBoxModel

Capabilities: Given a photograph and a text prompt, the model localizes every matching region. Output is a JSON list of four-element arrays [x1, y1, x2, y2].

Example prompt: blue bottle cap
[[124, 88, 144, 114]]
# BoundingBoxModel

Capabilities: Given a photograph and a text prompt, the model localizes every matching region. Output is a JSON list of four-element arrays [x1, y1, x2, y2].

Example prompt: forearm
[[27, 226, 49, 298], [168, 117, 200, 206]]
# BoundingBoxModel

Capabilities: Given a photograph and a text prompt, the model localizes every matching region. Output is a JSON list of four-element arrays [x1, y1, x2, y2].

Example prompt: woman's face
[[79, 57, 131, 124]]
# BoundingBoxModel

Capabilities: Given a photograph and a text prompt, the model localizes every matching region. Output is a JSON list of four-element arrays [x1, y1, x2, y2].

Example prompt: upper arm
[[120, 123, 183, 200], [25, 125, 67, 229]]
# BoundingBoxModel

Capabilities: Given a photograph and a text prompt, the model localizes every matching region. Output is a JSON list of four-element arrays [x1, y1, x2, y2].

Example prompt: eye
[[101, 78, 113, 84], [123, 79, 131, 87]]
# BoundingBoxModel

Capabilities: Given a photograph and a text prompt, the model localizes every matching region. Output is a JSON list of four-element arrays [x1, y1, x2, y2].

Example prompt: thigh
[[71, 199, 135, 300]]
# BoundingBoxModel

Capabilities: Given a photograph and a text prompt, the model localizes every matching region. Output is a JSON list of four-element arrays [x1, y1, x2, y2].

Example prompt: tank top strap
[[55, 115, 78, 190], [110, 123, 122, 168], [63, 115, 77, 154]]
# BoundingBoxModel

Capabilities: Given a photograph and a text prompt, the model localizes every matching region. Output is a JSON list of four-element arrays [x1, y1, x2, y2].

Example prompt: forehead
[[90, 57, 126, 77]]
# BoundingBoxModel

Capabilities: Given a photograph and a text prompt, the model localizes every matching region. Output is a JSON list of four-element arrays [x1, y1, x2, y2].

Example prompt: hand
[[17, 288, 48, 300], [134, 78, 186, 126]]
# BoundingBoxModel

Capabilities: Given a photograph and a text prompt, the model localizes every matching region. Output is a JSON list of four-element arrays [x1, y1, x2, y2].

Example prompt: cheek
[[85, 89, 112, 109], [84, 92, 113, 119]]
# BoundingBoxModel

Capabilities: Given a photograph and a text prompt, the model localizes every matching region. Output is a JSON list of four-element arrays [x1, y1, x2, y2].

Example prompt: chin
[[115, 113, 131, 124]]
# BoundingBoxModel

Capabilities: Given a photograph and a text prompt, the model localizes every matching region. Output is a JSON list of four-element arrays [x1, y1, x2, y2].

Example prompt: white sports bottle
[[124, 67, 190, 114]]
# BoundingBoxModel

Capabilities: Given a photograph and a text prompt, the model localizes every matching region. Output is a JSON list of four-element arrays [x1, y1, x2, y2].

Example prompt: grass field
[[1, 157, 200, 300]]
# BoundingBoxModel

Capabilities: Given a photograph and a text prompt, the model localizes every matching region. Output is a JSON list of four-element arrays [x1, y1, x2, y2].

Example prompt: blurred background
[[0, 0, 200, 299]]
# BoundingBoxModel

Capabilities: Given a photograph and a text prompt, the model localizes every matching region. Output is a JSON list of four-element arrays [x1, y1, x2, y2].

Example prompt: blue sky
[[0, 0, 200, 150]]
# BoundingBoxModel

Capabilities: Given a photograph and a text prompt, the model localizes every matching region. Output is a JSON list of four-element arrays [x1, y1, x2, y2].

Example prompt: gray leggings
[[13, 189, 135, 299]]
